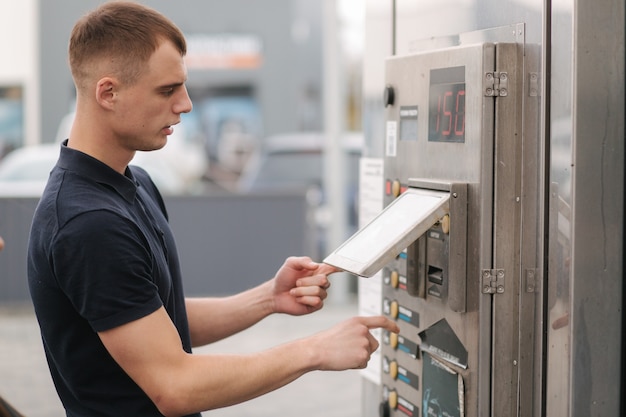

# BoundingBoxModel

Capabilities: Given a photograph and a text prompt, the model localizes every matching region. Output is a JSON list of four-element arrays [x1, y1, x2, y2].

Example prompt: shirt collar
[[56, 140, 138, 203]]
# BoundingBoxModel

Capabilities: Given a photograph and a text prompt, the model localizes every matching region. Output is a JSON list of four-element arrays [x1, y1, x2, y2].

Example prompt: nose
[[175, 85, 193, 114]]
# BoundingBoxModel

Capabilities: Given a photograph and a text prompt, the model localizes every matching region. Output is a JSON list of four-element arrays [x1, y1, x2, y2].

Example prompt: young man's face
[[113, 40, 193, 153]]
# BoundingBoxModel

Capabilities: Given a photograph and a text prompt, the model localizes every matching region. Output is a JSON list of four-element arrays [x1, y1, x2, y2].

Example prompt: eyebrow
[[158, 81, 185, 90]]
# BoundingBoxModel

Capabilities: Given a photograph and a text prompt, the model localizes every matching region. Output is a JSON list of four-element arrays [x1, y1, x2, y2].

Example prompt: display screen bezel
[[324, 187, 450, 277], [428, 66, 466, 143]]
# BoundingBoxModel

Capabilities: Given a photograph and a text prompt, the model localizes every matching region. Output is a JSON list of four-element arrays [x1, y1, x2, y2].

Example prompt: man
[[27, 2, 398, 416]]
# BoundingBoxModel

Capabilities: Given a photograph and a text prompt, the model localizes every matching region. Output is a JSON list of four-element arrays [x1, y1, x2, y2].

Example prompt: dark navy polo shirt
[[27, 142, 200, 417]]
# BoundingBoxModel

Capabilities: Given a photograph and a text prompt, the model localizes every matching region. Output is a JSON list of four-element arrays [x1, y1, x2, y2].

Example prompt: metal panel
[[374, 34, 545, 417], [380, 42, 497, 417], [364, 0, 625, 416], [557, 0, 625, 416], [518, 42, 544, 417], [490, 41, 525, 417]]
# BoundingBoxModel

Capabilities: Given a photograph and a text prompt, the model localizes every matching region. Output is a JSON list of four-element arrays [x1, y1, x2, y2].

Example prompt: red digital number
[[442, 91, 453, 136], [435, 88, 465, 138], [454, 89, 465, 136]]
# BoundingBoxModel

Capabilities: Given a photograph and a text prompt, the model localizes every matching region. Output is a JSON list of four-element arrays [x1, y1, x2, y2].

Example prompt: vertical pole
[[323, 0, 349, 303]]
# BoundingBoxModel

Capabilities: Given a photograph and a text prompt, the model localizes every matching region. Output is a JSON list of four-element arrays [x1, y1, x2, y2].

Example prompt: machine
[[327, 0, 624, 415], [327, 32, 540, 416]]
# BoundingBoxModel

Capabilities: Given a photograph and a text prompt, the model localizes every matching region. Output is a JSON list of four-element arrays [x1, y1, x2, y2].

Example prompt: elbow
[[152, 388, 194, 417]]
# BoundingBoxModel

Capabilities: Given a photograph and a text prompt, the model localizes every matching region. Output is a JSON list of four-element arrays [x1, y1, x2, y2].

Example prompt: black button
[[384, 85, 395, 107]]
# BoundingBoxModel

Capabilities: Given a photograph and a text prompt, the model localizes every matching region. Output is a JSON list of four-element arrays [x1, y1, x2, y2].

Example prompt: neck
[[68, 111, 135, 175]]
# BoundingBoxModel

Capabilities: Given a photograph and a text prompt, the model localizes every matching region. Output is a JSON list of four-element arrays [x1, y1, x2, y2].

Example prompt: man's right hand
[[307, 316, 399, 371]]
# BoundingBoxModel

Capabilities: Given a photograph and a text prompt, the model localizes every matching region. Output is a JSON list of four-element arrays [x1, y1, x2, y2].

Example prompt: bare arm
[[186, 256, 337, 347], [98, 307, 399, 416]]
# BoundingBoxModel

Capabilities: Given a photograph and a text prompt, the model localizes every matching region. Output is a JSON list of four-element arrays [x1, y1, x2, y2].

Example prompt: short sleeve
[[52, 209, 163, 332]]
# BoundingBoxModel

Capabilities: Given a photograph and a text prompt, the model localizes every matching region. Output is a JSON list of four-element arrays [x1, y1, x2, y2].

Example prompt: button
[[392, 180, 402, 197], [441, 214, 450, 234], [389, 331, 399, 350], [384, 85, 395, 107], [388, 390, 398, 410], [390, 270, 399, 289], [389, 360, 398, 380], [390, 300, 399, 319]]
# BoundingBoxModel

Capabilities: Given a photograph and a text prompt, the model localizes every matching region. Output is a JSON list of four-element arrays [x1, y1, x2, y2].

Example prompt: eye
[[162, 88, 175, 97]]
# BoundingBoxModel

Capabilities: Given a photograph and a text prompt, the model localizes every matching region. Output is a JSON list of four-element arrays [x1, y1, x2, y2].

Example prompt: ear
[[95, 77, 118, 110]]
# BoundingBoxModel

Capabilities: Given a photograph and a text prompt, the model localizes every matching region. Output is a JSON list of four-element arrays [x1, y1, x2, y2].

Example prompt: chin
[[153, 141, 168, 151], [141, 138, 168, 152]]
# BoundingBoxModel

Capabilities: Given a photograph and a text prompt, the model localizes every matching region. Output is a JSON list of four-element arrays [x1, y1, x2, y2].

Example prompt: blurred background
[[0, 0, 375, 299], [0, 1, 382, 415]]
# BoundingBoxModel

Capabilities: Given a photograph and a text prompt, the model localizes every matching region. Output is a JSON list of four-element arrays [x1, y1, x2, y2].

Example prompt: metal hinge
[[525, 268, 538, 293], [481, 269, 505, 294], [529, 72, 540, 97], [484, 72, 509, 97]]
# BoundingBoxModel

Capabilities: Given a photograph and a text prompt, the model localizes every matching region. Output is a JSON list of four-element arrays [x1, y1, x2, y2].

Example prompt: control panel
[[377, 39, 526, 417], [327, 38, 526, 416]]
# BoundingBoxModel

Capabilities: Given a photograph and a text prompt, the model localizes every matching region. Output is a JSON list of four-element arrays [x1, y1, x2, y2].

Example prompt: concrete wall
[[0, 192, 312, 304]]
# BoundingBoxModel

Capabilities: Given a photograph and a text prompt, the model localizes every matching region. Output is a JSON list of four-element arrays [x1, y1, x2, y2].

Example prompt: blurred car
[[0, 144, 59, 197], [237, 131, 363, 258], [0, 143, 190, 197]]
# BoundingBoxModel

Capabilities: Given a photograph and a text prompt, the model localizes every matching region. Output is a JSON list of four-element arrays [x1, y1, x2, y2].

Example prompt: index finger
[[360, 315, 400, 333]]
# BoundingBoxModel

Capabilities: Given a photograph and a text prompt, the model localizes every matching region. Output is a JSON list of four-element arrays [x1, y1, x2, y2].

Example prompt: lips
[[163, 120, 180, 135]]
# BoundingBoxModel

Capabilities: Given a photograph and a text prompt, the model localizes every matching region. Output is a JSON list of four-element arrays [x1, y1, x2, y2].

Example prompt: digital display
[[428, 67, 466, 143]]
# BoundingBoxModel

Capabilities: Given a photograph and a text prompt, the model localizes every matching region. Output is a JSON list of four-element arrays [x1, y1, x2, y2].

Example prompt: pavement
[[0, 299, 364, 417]]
